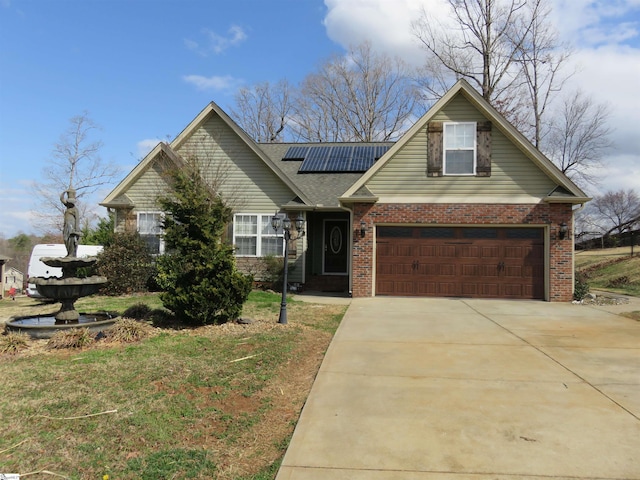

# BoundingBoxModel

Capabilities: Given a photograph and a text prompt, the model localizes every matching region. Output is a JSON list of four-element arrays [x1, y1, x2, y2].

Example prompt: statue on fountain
[[61, 188, 80, 258], [6, 185, 114, 337], [26, 185, 107, 323]]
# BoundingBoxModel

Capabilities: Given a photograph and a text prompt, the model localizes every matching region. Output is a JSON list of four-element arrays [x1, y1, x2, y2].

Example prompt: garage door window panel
[[464, 228, 498, 239], [378, 227, 414, 238], [506, 228, 543, 239], [420, 228, 455, 238]]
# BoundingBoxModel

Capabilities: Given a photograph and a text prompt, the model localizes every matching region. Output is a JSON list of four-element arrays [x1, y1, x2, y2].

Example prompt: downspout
[[341, 203, 354, 297]]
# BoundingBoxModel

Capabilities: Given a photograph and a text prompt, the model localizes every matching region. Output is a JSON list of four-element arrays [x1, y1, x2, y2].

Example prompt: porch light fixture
[[559, 222, 569, 240], [360, 220, 367, 238], [271, 212, 305, 325]]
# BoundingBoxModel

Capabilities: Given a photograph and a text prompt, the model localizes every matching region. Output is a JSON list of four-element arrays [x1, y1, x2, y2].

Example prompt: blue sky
[[1, 0, 639, 238]]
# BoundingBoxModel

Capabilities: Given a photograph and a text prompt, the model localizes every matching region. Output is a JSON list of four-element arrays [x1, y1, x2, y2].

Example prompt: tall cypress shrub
[[156, 163, 252, 325]]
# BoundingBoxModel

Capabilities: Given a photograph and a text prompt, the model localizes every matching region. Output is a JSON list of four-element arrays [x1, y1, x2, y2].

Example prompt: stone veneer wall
[[351, 203, 574, 301]]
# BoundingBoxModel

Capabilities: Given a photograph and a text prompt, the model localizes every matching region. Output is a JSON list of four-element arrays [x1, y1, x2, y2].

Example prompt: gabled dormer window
[[427, 121, 492, 177], [443, 122, 476, 175]]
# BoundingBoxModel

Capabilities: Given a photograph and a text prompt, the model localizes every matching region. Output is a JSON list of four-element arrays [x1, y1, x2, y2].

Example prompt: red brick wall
[[352, 203, 574, 301]]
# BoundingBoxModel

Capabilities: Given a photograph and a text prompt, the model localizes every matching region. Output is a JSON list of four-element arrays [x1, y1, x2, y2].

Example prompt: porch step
[[305, 275, 348, 293]]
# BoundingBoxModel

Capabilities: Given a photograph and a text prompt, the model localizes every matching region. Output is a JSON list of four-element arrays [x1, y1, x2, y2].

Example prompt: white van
[[27, 244, 103, 298]]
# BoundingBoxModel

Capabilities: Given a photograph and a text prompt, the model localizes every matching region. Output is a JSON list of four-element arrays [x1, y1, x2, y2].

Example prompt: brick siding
[[352, 203, 574, 301]]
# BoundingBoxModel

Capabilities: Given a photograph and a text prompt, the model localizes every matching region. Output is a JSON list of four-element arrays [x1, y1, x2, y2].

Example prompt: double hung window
[[137, 212, 164, 254], [443, 122, 476, 175], [233, 213, 285, 257]]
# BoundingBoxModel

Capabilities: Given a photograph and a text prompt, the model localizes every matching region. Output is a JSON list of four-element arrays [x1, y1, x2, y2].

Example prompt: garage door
[[376, 227, 544, 299]]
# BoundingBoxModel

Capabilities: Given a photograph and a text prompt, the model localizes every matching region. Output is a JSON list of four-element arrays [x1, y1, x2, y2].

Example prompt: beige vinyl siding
[[367, 95, 557, 200], [176, 115, 302, 283], [175, 114, 294, 212], [125, 160, 173, 211]]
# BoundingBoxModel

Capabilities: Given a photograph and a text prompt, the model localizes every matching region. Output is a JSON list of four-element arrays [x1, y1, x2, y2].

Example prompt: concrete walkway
[[277, 297, 640, 479]]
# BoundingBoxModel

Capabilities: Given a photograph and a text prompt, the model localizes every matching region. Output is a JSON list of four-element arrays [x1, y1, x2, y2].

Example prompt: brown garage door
[[376, 227, 544, 299]]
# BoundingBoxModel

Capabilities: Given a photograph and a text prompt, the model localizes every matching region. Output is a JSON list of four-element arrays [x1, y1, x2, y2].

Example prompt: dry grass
[[0, 331, 30, 355], [106, 318, 153, 343], [46, 327, 94, 350]]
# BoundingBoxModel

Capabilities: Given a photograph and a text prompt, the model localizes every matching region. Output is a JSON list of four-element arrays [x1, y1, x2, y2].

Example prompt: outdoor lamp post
[[271, 212, 305, 324]]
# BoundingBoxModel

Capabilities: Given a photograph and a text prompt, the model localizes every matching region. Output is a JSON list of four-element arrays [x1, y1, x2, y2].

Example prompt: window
[[137, 212, 164, 254], [233, 214, 285, 257], [443, 122, 476, 175]]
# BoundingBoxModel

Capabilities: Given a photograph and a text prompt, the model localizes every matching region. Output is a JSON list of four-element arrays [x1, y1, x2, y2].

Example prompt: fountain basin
[[40, 256, 99, 269], [29, 276, 107, 299], [6, 313, 118, 339]]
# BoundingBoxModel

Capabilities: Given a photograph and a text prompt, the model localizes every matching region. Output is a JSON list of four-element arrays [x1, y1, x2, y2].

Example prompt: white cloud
[[182, 74, 243, 92], [552, 0, 640, 47], [566, 45, 640, 154], [137, 138, 162, 159], [0, 185, 38, 238], [184, 24, 248, 56], [323, 0, 442, 67], [592, 153, 640, 195]]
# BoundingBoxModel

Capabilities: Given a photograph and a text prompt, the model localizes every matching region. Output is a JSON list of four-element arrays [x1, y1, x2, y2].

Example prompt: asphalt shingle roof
[[258, 142, 393, 208]]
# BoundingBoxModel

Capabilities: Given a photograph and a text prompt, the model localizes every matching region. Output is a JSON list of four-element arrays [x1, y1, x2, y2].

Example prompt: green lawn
[[576, 250, 640, 297]]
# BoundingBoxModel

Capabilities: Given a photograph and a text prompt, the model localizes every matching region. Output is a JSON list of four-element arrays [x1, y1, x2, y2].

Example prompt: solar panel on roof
[[325, 145, 353, 171], [375, 145, 391, 160], [282, 146, 309, 160], [299, 146, 332, 172], [295, 144, 391, 173], [350, 145, 370, 171]]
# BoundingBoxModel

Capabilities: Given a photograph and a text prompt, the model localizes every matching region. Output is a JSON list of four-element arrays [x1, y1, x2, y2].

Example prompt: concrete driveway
[[277, 297, 640, 479]]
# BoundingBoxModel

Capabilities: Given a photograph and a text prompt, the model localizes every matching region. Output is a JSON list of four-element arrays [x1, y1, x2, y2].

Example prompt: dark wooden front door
[[376, 227, 544, 299], [324, 220, 348, 274]]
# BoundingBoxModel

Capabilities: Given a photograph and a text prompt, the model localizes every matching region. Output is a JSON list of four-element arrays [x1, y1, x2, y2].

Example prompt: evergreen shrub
[[156, 163, 252, 325]]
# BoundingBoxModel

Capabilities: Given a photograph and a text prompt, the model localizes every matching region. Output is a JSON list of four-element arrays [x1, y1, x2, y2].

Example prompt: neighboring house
[[102, 80, 589, 301], [0, 254, 10, 299], [4, 266, 24, 293]]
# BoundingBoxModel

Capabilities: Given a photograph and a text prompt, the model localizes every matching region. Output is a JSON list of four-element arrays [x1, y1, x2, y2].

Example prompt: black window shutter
[[427, 122, 443, 177], [476, 121, 492, 177]]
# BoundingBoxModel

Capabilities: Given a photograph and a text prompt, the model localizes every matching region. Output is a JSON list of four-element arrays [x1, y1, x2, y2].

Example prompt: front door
[[323, 220, 348, 274]]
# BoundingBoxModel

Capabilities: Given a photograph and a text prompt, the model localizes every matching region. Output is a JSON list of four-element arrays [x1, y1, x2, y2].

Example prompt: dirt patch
[[576, 247, 636, 257]]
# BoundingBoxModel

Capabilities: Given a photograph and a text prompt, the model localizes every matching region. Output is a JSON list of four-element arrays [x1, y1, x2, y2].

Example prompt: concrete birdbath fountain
[[6, 188, 116, 339]]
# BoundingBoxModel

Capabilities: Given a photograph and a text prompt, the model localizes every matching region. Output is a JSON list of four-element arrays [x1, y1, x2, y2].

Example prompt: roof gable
[[102, 102, 311, 208], [170, 102, 311, 205], [101, 142, 183, 207], [342, 79, 589, 203]]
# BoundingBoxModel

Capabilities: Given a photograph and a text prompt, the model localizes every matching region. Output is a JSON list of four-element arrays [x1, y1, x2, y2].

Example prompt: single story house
[[0, 254, 10, 299], [101, 80, 589, 301], [4, 266, 24, 294]]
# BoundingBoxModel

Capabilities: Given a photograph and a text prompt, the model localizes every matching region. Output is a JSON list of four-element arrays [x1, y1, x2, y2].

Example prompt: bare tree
[[543, 90, 612, 187], [590, 189, 640, 236], [413, 0, 611, 185], [413, 0, 532, 105], [290, 42, 420, 142], [516, 0, 572, 147], [32, 112, 121, 233], [231, 80, 293, 143], [574, 207, 603, 240]]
